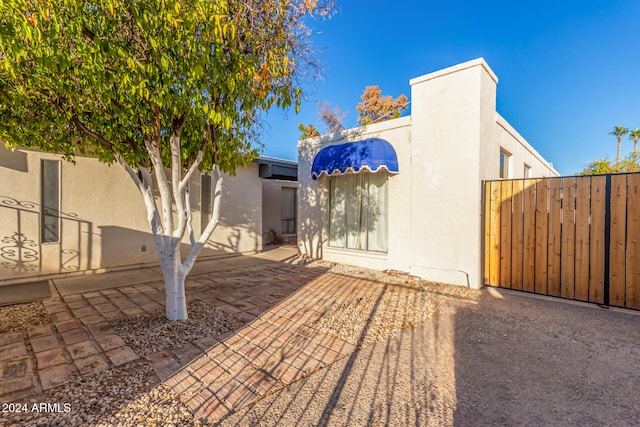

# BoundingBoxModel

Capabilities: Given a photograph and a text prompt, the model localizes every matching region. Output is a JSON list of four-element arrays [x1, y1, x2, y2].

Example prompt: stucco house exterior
[[0, 146, 297, 284], [297, 58, 558, 289]]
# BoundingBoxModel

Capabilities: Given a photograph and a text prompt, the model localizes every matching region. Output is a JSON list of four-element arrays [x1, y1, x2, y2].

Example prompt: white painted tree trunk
[[116, 135, 223, 321], [161, 244, 188, 321]]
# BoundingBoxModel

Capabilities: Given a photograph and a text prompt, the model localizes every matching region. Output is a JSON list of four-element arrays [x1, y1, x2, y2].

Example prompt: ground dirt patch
[[0, 300, 51, 333], [111, 299, 243, 357]]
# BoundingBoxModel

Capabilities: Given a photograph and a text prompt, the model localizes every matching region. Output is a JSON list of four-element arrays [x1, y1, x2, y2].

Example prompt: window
[[281, 187, 296, 235], [524, 164, 531, 178], [201, 174, 212, 234], [41, 159, 61, 243], [328, 171, 388, 253], [499, 149, 511, 179]]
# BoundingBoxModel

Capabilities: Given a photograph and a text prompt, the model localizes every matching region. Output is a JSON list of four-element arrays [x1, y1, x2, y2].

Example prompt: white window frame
[[499, 149, 511, 179], [281, 187, 297, 235], [200, 174, 212, 234], [327, 171, 389, 253], [41, 159, 61, 243]]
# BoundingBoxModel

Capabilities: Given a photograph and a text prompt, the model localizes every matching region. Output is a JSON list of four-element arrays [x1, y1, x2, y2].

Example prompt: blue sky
[[259, 0, 640, 176]]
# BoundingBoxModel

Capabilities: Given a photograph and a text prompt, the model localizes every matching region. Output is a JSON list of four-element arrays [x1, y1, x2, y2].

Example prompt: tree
[[577, 158, 615, 175], [619, 154, 640, 173], [298, 123, 320, 139], [0, 0, 334, 320], [356, 85, 408, 125], [609, 125, 630, 162], [577, 154, 640, 175], [317, 101, 346, 133], [629, 128, 640, 160]]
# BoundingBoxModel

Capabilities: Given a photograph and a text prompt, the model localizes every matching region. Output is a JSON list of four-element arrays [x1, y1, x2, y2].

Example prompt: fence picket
[[488, 181, 501, 286], [548, 178, 562, 296], [511, 180, 524, 291], [575, 177, 591, 302], [626, 174, 640, 309], [500, 181, 513, 288], [523, 180, 537, 292], [484, 183, 492, 285], [609, 175, 627, 307], [534, 179, 549, 294], [561, 178, 577, 299]]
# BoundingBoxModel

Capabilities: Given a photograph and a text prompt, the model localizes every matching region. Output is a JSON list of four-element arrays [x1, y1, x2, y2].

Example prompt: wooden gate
[[483, 173, 640, 309]]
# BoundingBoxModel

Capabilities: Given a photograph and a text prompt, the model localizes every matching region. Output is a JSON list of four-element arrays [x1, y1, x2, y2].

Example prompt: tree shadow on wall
[[189, 171, 262, 255], [0, 145, 28, 173], [300, 131, 392, 257]]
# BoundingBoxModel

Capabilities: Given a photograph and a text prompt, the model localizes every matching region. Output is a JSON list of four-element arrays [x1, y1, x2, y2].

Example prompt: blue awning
[[311, 138, 399, 180]]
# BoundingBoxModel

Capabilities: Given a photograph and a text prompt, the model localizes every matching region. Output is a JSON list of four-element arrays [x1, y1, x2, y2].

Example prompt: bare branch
[[180, 150, 204, 191], [115, 155, 165, 237], [70, 116, 114, 152], [181, 164, 222, 275], [144, 138, 174, 239]]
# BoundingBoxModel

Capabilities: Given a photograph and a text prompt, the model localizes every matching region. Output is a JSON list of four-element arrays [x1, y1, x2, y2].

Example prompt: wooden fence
[[483, 173, 640, 309]]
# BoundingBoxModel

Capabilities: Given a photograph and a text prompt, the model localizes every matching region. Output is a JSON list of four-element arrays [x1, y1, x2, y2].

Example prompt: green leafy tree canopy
[[577, 154, 640, 175], [0, 0, 333, 172], [0, 0, 334, 320]]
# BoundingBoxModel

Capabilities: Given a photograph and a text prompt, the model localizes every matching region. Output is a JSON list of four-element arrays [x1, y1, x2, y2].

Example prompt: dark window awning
[[311, 138, 399, 180], [253, 157, 298, 181]]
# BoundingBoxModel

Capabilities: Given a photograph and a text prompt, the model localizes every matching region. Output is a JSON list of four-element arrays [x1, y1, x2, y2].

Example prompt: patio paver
[[0, 248, 379, 424], [34, 348, 68, 369]]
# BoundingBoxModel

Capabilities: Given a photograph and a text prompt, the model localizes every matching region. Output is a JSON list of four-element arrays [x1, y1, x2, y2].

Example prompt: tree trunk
[[164, 266, 188, 321], [116, 140, 221, 321], [617, 135, 622, 163], [159, 241, 188, 320]]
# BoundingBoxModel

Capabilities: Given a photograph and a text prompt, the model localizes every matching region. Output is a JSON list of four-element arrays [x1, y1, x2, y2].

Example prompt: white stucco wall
[[407, 59, 495, 287], [262, 179, 298, 242], [298, 117, 412, 270], [297, 58, 558, 289], [0, 146, 262, 283], [204, 164, 263, 255], [489, 114, 557, 179]]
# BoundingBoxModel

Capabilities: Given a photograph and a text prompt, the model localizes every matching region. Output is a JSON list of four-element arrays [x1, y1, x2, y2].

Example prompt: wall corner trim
[[409, 57, 499, 86]]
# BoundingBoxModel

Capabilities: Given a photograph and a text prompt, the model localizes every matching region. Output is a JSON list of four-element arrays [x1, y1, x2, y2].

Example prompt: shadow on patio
[[13, 255, 639, 426], [200, 270, 469, 426], [212, 278, 640, 426]]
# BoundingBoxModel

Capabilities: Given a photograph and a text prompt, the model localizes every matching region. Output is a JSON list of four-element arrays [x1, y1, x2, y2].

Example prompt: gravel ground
[[313, 280, 435, 347], [5, 360, 202, 427], [220, 288, 640, 427], [2, 299, 241, 427], [111, 300, 243, 357], [4, 262, 640, 426], [0, 301, 51, 334]]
